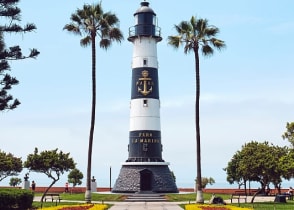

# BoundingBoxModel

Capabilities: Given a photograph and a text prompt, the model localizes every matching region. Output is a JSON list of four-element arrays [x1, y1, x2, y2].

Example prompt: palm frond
[[190, 16, 197, 29], [167, 36, 181, 48], [103, 12, 119, 26], [93, 3, 103, 17], [210, 38, 226, 50], [184, 41, 194, 54], [174, 24, 182, 34], [71, 14, 82, 25], [179, 21, 192, 34], [63, 24, 81, 35], [108, 28, 123, 42], [100, 39, 111, 50], [195, 18, 208, 38], [80, 36, 91, 47], [205, 27, 219, 37], [201, 44, 213, 56], [77, 5, 91, 20], [84, 18, 95, 32]]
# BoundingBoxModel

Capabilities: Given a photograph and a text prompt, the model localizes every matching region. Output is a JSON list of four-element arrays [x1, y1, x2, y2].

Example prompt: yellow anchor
[[137, 70, 153, 96]]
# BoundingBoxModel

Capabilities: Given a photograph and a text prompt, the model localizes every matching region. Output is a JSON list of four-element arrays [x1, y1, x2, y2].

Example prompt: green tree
[[280, 149, 294, 181], [225, 141, 289, 201], [281, 122, 294, 180], [24, 148, 76, 203], [197, 177, 215, 189], [282, 122, 294, 147], [0, 150, 22, 181], [63, 2, 123, 203], [0, 0, 39, 111], [168, 16, 225, 203], [9, 177, 22, 187], [68, 168, 83, 187], [225, 150, 248, 188]]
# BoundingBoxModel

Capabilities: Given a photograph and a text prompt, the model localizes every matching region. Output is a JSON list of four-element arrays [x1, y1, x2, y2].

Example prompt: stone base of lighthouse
[[112, 162, 178, 193]]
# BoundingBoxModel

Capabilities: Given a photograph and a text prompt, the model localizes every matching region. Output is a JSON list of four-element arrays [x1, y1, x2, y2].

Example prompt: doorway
[[140, 169, 153, 191]]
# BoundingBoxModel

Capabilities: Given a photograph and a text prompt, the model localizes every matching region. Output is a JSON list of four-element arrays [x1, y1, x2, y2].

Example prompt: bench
[[231, 190, 248, 203], [275, 194, 287, 203], [280, 193, 293, 201], [44, 193, 62, 204]]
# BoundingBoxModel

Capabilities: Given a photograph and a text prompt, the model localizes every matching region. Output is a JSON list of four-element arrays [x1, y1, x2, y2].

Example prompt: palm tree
[[168, 16, 225, 203], [64, 2, 123, 203]]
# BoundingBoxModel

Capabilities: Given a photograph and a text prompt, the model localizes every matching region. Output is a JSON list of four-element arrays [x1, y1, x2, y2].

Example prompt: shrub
[[0, 188, 34, 209]]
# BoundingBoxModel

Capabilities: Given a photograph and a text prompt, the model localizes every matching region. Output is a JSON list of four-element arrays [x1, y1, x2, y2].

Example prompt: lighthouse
[[112, 2, 178, 193]]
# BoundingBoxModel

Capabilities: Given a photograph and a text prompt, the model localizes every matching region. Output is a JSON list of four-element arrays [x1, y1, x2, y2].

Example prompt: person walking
[[31, 181, 36, 191], [65, 182, 69, 193]]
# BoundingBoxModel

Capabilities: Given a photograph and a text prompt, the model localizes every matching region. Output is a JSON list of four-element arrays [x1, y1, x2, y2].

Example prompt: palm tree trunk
[[85, 34, 97, 203], [194, 47, 204, 203]]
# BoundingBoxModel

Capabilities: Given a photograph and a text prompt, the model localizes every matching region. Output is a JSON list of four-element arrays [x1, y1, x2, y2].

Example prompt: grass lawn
[[32, 192, 294, 210], [32, 193, 124, 209], [239, 202, 294, 210], [166, 193, 294, 210]]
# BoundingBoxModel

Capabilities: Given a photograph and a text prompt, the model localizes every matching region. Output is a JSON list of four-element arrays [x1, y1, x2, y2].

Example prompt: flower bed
[[185, 204, 253, 210], [40, 204, 108, 210]]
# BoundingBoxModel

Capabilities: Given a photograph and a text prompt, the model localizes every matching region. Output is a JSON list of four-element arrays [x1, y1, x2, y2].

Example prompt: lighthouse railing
[[129, 25, 161, 38]]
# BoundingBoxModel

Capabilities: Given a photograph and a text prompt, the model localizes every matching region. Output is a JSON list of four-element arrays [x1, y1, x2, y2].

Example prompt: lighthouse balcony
[[126, 157, 164, 162], [128, 25, 162, 42]]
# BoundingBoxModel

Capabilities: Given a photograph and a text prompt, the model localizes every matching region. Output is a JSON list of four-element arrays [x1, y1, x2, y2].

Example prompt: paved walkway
[[108, 202, 183, 210], [224, 195, 275, 204]]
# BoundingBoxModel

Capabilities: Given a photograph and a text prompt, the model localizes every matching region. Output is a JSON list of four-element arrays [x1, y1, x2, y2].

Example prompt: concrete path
[[225, 195, 276, 204], [108, 202, 183, 210]]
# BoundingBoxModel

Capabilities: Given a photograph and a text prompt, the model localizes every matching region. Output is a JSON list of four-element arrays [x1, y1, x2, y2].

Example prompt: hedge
[[0, 188, 34, 209]]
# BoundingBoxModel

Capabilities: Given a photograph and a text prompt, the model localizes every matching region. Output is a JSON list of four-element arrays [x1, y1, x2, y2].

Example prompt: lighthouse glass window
[[143, 58, 148, 66], [143, 99, 148, 107], [134, 14, 138, 24]]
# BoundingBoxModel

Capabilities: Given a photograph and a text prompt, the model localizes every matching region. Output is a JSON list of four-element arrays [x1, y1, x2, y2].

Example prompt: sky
[[1, 0, 294, 189]]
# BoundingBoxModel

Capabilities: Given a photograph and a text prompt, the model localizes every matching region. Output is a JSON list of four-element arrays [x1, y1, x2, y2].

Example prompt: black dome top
[[135, 2, 155, 15]]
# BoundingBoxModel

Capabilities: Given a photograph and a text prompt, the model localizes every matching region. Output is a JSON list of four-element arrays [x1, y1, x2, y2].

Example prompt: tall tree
[[225, 141, 290, 201], [0, 0, 39, 111], [63, 2, 123, 203], [24, 148, 76, 204], [168, 16, 225, 203]]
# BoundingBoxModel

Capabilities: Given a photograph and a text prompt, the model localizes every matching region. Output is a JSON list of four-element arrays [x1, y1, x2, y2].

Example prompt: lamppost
[[109, 166, 112, 191]]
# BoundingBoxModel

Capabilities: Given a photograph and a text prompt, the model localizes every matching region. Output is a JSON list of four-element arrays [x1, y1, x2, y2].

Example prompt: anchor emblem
[[137, 70, 153, 96]]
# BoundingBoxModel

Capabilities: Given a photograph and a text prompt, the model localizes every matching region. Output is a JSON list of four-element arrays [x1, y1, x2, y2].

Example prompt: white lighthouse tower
[[112, 1, 178, 193]]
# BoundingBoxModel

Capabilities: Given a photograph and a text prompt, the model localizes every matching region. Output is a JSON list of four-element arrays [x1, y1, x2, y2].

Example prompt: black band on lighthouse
[[127, 130, 163, 162]]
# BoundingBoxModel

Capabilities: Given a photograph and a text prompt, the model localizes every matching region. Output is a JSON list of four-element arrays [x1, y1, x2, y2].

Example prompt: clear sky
[[1, 0, 294, 189]]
